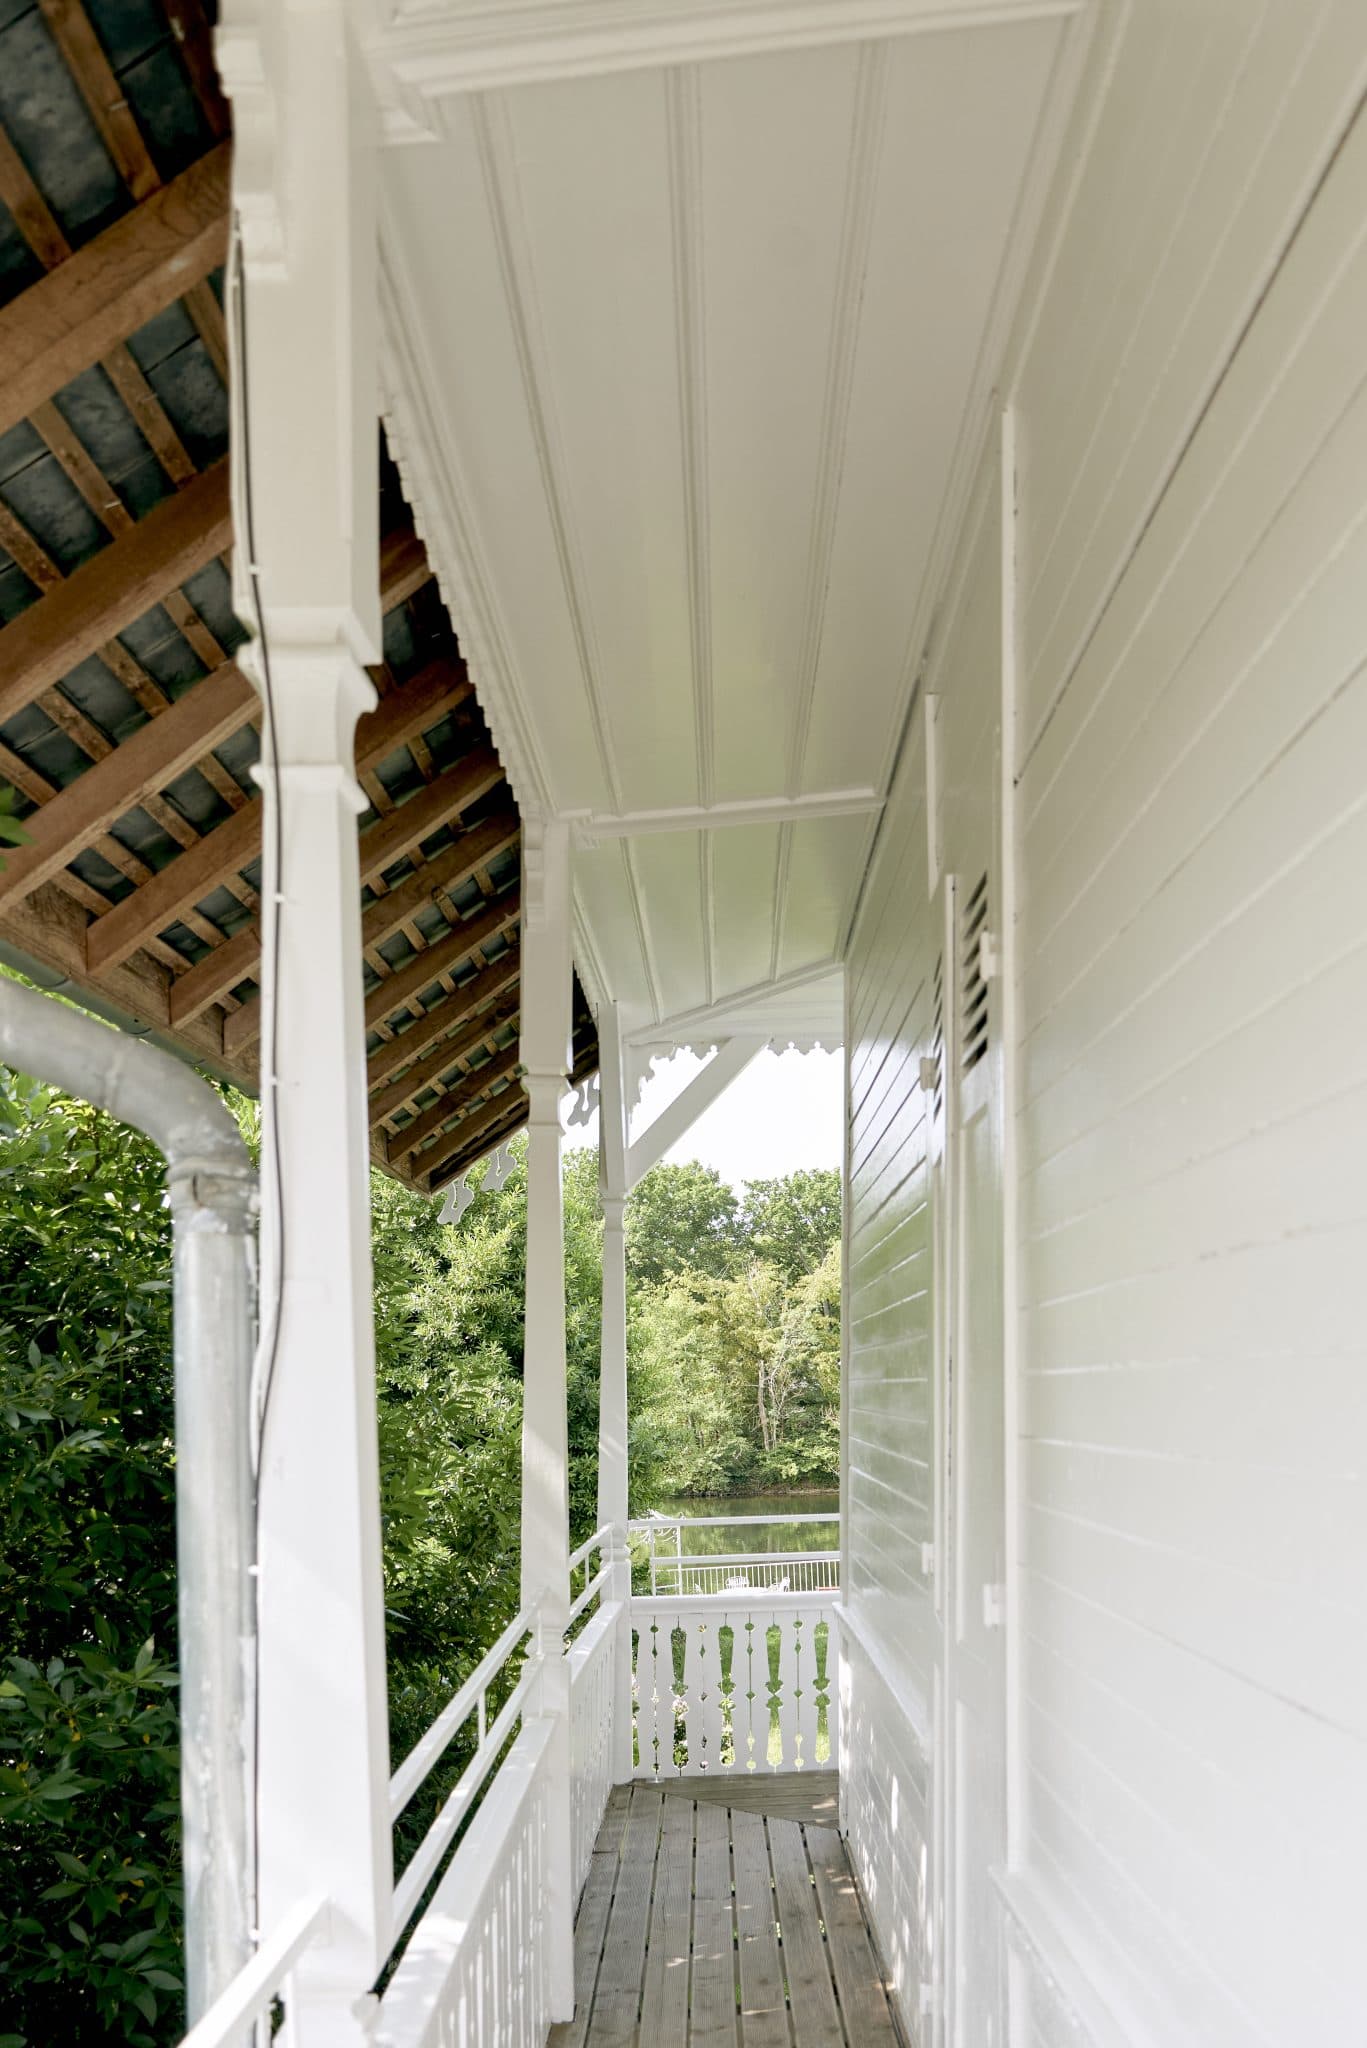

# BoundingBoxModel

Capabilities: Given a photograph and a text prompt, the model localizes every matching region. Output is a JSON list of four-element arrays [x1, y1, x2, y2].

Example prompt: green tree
[[739, 1167, 841, 1279], [0, 1073, 184, 2047], [627, 1274, 754, 1499], [625, 1161, 740, 1287]]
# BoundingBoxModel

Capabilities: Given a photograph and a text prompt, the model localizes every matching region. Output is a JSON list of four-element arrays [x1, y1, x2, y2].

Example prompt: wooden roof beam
[[80, 677, 492, 983], [0, 142, 231, 437], [366, 949, 521, 1094], [168, 919, 258, 1028], [363, 887, 520, 1033], [360, 812, 519, 953], [391, 1044, 522, 1164], [168, 744, 503, 1028], [423, 1037, 598, 1195], [211, 758, 508, 1053], [406, 1058, 525, 1176], [0, 460, 231, 726], [422, 1095, 529, 1193], [378, 523, 432, 612], [0, 665, 255, 915], [354, 655, 471, 761], [0, 877, 246, 1083], [368, 989, 520, 1123], [85, 796, 259, 979], [356, 751, 505, 887]]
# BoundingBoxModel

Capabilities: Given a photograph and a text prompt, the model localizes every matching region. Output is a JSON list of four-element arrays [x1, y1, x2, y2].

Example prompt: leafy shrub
[[0, 1074, 183, 2046]]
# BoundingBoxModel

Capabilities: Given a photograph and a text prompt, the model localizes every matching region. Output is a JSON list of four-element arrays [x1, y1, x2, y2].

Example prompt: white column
[[595, 1005, 635, 1782], [518, 815, 575, 2019], [251, 649, 392, 2039], [220, 6, 391, 2038]]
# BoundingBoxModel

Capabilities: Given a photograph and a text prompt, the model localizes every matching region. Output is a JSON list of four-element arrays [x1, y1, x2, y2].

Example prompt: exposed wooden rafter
[[0, 142, 231, 436], [369, 988, 520, 1122], [363, 887, 520, 1032], [366, 948, 522, 1094], [391, 1043, 521, 1164], [0, 1, 595, 1189], [0, 461, 231, 723], [410, 1066, 526, 1182], [360, 812, 519, 953], [0, 666, 255, 914]]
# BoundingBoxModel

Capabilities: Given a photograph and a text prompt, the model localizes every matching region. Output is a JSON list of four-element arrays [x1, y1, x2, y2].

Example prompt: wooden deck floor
[[550, 1777, 902, 2047]]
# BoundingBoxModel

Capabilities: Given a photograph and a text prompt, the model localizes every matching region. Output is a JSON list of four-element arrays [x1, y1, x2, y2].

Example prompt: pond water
[[647, 1489, 840, 1554]]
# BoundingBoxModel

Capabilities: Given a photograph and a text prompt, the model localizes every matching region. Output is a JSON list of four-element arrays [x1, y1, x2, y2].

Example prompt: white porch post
[[220, 5, 392, 2039], [518, 815, 576, 2019], [595, 1005, 635, 1782]]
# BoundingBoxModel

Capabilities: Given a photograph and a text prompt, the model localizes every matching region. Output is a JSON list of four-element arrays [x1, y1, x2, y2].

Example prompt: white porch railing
[[645, 1551, 840, 1595], [631, 1591, 839, 1779], [378, 1713, 557, 2048], [176, 1895, 328, 2048], [175, 1523, 836, 2048], [628, 1510, 841, 1598], [567, 1602, 617, 1898]]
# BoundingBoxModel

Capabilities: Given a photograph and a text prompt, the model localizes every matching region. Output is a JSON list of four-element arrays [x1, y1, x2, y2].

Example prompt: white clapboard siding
[[844, 681, 960, 2046], [1017, 0, 1367, 752], [1007, 23, 1367, 2047], [838, 1615, 932, 2034]]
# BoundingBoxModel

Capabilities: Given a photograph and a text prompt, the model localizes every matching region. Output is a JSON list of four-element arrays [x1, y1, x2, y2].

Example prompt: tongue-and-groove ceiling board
[[375, 6, 1078, 1033]]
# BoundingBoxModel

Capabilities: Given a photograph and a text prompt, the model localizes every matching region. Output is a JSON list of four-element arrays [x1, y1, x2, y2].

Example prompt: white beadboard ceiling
[[374, 6, 1076, 1039]]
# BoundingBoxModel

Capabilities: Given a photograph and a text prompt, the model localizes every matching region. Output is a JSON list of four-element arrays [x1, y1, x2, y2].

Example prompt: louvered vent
[[961, 874, 990, 1075], [930, 952, 945, 1123]]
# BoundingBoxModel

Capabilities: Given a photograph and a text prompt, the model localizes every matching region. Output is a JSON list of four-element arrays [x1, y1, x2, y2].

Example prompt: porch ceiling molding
[[569, 788, 884, 845], [358, 0, 1083, 139], [623, 959, 845, 1098], [377, 224, 553, 824]]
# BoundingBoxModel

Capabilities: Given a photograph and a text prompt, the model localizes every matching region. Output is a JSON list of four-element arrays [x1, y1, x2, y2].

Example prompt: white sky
[[565, 1046, 844, 1191]]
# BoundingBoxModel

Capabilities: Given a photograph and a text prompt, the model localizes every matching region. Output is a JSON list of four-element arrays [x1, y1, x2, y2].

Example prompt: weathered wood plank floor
[[550, 1778, 901, 2048]]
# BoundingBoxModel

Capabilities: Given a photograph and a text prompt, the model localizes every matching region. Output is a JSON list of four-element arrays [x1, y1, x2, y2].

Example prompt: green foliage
[[0, 1074, 183, 2046], [360, 1139, 606, 1866], [625, 1160, 740, 1286], [739, 1168, 841, 1279], [0, 786, 29, 857], [625, 1172, 842, 1505]]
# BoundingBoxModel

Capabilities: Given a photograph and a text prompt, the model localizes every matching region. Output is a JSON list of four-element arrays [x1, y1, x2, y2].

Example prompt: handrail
[[176, 1896, 328, 2048], [389, 1607, 532, 1822], [628, 1511, 839, 1527], [568, 1563, 611, 1623], [569, 1522, 613, 1572], [390, 1661, 539, 1936], [647, 1549, 838, 1570]]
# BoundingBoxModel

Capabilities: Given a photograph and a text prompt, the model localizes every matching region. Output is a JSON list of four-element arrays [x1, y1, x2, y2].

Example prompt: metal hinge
[[982, 1582, 1005, 1629]]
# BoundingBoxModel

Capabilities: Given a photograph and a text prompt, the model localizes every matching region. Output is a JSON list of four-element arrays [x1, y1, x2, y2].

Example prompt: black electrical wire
[[228, 211, 286, 1964], [229, 214, 286, 1466]]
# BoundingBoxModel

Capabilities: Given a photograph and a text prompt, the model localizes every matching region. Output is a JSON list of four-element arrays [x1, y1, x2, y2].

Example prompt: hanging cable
[[227, 215, 287, 1478], [227, 213, 287, 1988]]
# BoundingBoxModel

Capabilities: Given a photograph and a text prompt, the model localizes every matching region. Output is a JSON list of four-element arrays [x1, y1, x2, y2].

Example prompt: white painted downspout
[[0, 974, 256, 2025]]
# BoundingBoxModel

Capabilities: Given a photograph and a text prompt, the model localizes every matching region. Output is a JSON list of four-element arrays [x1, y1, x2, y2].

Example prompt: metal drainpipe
[[0, 974, 256, 2024]]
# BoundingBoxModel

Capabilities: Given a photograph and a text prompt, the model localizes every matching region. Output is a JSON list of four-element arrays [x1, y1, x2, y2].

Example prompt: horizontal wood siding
[[1010, 14, 1367, 2043], [844, 706, 935, 2040], [838, 1619, 931, 2034]]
